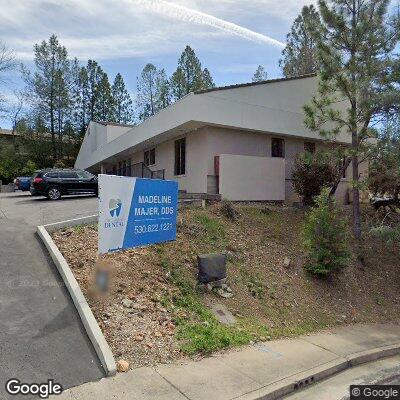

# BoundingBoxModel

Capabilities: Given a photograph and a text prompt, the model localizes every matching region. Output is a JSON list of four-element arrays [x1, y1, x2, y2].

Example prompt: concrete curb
[[235, 342, 400, 400], [42, 214, 98, 233], [37, 216, 116, 377]]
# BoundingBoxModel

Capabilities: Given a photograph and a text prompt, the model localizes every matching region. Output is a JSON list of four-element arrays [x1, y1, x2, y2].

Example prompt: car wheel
[[47, 187, 61, 200]]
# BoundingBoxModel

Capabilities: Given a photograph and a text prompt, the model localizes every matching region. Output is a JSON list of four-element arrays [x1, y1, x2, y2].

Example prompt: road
[[283, 355, 400, 400], [0, 191, 101, 399]]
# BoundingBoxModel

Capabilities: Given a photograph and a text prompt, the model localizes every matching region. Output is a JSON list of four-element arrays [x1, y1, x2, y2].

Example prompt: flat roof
[[94, 121, 135, 128], [194, 73, 317, 95]]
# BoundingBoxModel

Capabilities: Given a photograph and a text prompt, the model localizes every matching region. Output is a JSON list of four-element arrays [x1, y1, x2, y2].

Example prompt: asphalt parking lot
[[0, 191, 102, 399]]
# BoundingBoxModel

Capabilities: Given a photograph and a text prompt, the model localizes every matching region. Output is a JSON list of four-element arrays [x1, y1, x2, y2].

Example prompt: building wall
[[219, 154, 285, 201], [101, 126, 351, 204]]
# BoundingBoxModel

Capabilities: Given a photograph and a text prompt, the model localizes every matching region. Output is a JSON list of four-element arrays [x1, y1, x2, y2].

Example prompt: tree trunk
[[352, 153, 362, 240], [329, 157, 351, 197]]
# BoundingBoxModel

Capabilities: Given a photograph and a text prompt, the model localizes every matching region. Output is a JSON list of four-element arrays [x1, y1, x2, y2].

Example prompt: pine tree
[[85, 59, 104, 121], [136, 63, 158, 121], [304, 0, 400, 239], [25, 35, 73, 161], [201, 68, 215, 89], [170, 67, 186, 101], [170, 46, 215, 100], [252, 65, 268, 82], [178, 46, 203, 95], [96, 71, 113, 121], [112, 73, 134, 124], [72, 65, 90, 136], [279, 5, 322, 77], [155, 69, 171, 111]]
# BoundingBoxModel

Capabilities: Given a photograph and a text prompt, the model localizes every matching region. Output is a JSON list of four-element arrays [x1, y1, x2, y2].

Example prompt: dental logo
[[109, 199, 122, 217]]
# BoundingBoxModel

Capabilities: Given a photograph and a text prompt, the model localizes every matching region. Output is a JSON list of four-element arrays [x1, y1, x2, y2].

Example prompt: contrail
[[132, 0, 285, 48]]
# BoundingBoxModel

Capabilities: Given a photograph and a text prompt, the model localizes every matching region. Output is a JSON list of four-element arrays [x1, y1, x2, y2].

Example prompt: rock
[[146, 342, 154, 349], [133, 333, 144, 342], [216, 288, 233, 298], [283, 257, 291, 268], [122, 299, 133, 308], [117, 359, 130, 372]]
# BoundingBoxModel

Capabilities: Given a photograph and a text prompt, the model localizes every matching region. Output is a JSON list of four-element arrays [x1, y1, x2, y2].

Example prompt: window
[[271, 138, 285, 158], [304, 142, 316, 154], [45, 171, 59, 178], [60, 171, 78, 179], [126, 160, 131, 177], [174, 138, 186, 175], [144, 148, 156, 166], [77, 170, 94, 179]]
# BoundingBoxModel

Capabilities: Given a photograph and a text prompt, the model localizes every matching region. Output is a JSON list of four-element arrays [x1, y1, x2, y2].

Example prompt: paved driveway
[[0, 192, 102, 399]]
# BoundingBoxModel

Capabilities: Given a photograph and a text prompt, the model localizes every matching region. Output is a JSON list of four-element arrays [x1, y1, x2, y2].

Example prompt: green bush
[[303, 188, 349, 276], [292, 151, 339, 206]]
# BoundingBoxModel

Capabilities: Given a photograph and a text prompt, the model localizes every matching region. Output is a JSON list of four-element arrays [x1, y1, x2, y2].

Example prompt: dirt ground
[[52, 202, 400, 369]]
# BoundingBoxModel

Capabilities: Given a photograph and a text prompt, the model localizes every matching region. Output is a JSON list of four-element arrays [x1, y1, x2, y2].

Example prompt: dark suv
[[30, 169, 98, 200]]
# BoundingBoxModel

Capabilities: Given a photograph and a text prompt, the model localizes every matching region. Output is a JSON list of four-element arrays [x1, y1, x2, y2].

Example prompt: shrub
[[303, 188, 349, 276], [220, 201, 239, 221], [292, 151, 339, 205]]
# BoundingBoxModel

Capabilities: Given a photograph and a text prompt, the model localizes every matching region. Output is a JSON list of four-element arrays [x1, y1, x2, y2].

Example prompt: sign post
[[98, 175, 178, 254]]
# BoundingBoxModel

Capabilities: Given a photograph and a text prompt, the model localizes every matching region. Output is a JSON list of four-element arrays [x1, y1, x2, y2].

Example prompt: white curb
[[37, 216, 116, 377]]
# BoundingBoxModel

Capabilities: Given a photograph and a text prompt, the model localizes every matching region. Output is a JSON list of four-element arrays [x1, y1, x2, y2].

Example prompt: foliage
[[136, 64, 173, 121], [111, 73, 134, 124], [279, 5, 322, 77], [23, 35, 79, 162], [170, 46, 214, 101], [369, 115, 400, 199], [303, 0, 400, 239], [220, 201, 240, 221], [156, 248, 267, 355], [195, 213, 225, 243], [201, 68, 215, 89], [292, 150, 340, 205], [252, 65, 268, 82], [303, 188, 349, 276], [370, 224, 400, 245], [0, 147, 37, 183]]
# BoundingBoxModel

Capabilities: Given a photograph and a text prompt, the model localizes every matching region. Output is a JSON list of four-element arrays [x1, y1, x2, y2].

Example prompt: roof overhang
[[75, 76, 351, 171]]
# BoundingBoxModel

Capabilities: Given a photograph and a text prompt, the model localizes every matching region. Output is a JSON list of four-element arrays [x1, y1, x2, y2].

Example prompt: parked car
[[30, 169, 98, 200], [15, 177, 32, 191]]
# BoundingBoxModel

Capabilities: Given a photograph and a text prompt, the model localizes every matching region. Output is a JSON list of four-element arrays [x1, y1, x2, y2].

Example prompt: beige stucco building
[[75, 74, 353, 204]]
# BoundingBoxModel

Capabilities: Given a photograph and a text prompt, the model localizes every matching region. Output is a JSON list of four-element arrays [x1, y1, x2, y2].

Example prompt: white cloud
[[0, 0, 288, 61], [131, 0, 285, 48]]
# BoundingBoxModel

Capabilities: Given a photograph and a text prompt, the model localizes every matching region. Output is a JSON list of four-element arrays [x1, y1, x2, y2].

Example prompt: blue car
[[15, 177, 32, 191]]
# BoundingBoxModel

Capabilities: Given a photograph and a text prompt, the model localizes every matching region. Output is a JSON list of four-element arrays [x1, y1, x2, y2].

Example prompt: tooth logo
[[109, 199, 122, 217]]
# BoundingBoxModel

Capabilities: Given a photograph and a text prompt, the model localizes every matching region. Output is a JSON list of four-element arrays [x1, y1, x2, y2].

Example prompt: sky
[[0, 0, 317, 128]]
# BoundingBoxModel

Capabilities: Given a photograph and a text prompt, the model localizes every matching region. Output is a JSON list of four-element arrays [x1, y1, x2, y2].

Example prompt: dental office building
[[75, 74, 353, 204]]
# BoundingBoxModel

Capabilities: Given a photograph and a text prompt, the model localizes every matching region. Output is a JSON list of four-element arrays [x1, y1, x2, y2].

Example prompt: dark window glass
[[175, 138, 186, 175], [144, 148, 156, 166], [271, 138, 285, 158], [60, 171, 78, 179], [45, 172, 59, 178], [76, 170, 94, 179], [304, 142, 316, 154]]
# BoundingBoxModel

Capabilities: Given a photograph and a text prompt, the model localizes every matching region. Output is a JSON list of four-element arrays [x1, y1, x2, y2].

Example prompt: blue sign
[[98, 175, 178, 254]]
